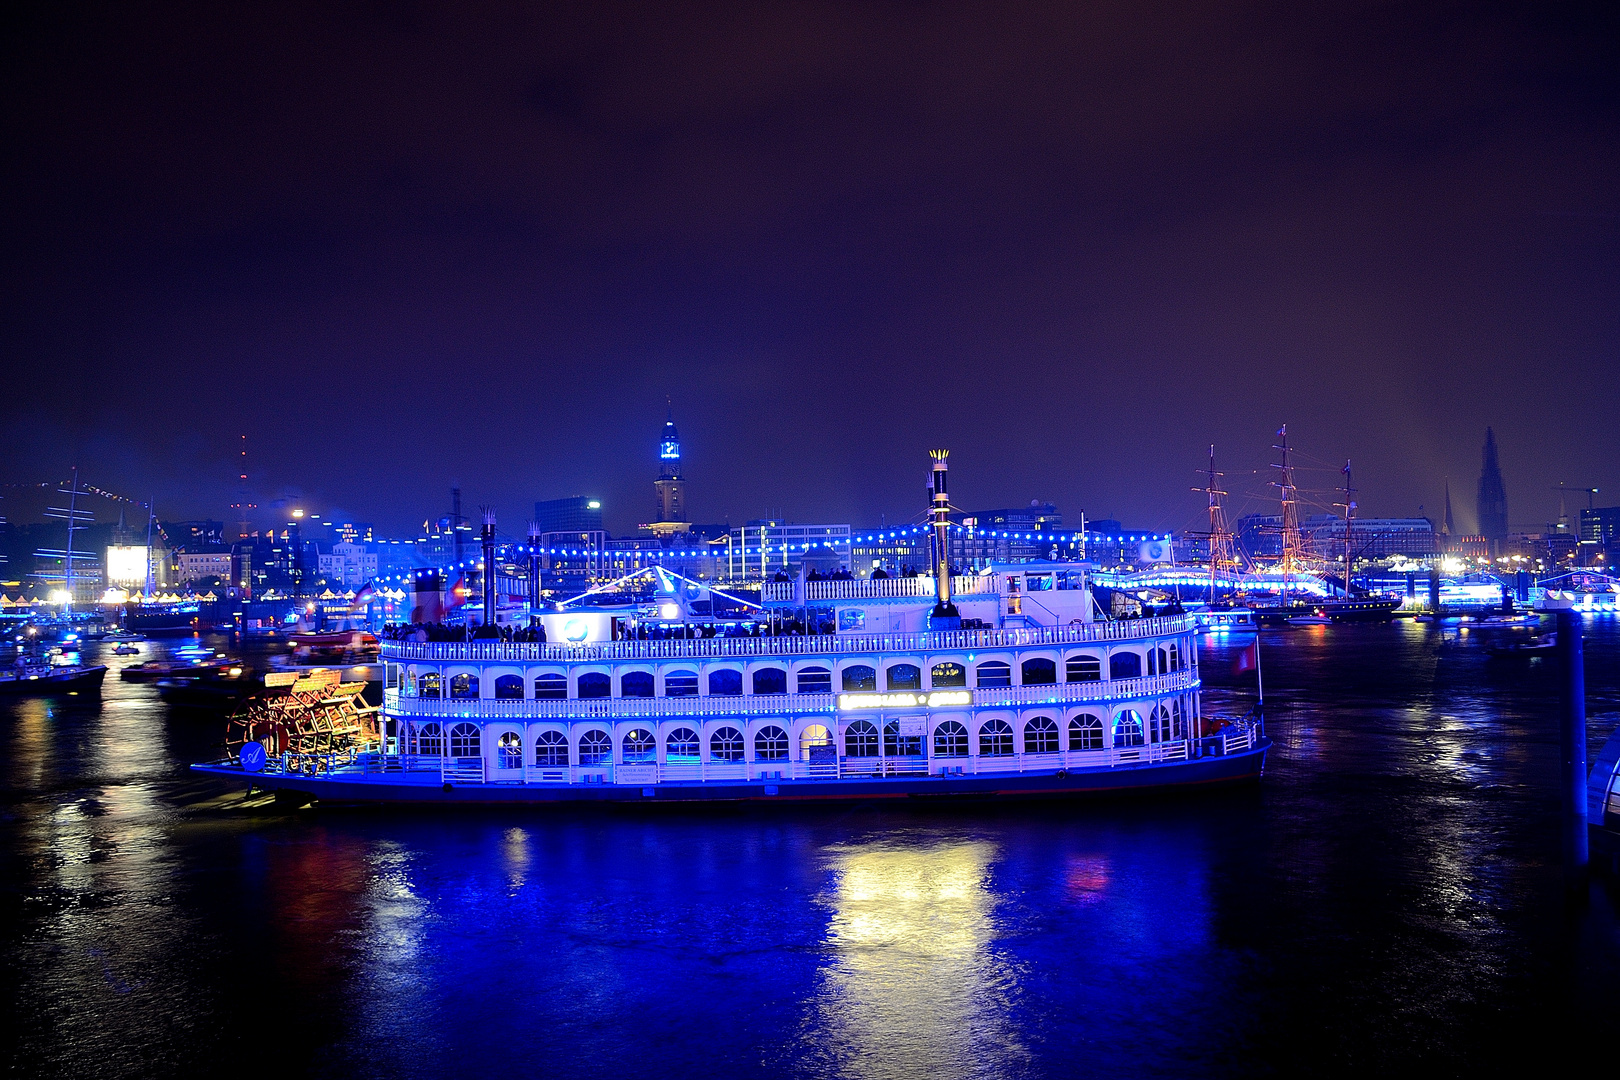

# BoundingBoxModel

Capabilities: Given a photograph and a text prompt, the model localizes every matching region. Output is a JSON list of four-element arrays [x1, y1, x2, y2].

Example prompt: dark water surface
[[4, 623, 1620, 1078]]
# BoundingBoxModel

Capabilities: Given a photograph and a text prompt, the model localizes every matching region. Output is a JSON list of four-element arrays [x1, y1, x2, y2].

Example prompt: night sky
[[3, 2, 1617, 537]]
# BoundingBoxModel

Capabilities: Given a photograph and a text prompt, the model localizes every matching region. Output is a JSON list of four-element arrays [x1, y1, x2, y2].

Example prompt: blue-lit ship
[[192, 451, 1268, 804]]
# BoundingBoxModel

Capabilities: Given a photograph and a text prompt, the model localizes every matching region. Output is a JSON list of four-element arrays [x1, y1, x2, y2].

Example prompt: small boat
[[1286, 613, 1333, 626], [156, 675, 255, 709], [1488, 633, 1557, 659], [104, 629, 144, 643], [112, 643, 141, 655], [0, 658, 108, 695], [1475, 613, 1540, 628], [121, 657, 241, 682]]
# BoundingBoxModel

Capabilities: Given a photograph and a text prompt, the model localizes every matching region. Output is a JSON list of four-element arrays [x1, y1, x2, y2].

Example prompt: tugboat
[[192, 450, 1268, 805]]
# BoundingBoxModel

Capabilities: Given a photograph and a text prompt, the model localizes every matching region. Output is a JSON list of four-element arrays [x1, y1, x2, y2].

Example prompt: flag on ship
[[1234, 641, 1259, 675], [446, 573, 469, 608], [1139, 538, 1173, 563], [349, 581, 377, 610]]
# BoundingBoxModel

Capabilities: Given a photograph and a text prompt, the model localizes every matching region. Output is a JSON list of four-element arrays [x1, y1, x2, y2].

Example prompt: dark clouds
[[2, 1, 1616, 535]]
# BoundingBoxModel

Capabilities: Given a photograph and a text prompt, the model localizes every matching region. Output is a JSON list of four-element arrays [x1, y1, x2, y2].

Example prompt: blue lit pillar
[[1557, 608, 1588, 885]]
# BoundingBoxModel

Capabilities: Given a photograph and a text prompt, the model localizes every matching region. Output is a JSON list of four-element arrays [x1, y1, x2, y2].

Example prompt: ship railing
[[380, 669, 1200, 720], [380, 615, 1196, 664], [760, 574, 997, 604]]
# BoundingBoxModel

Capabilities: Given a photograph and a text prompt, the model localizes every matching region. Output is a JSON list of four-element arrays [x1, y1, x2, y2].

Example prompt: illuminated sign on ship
[[838, 691, 972, 711]]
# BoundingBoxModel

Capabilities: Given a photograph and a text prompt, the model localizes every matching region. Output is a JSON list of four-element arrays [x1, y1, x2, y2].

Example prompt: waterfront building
[[1236, 514, 1437, 561], [534, 496, 603, 535], [177, 550, 234, 585], [727, 521, 853, 581], [317, 542, 379, 587]]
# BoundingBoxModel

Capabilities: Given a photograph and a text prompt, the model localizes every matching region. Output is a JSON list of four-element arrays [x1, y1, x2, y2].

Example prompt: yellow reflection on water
[[809, 840, 1026, 1080]]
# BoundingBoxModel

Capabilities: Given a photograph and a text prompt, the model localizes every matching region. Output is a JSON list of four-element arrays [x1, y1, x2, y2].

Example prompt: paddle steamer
[[192, 451, 1267, 803]]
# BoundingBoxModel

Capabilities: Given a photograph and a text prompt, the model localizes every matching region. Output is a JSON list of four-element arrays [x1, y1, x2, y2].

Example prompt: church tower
[[653, 413, 688, 527], [1476, 427, 1508, 555]]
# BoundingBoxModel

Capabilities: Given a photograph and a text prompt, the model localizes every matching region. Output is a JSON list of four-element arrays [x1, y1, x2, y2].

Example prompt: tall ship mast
[[192, 450, 1269, 805], [1195, 444, 1236, 606], [1270, 426, 1303, 607], [1335, 461, 1356, 599]]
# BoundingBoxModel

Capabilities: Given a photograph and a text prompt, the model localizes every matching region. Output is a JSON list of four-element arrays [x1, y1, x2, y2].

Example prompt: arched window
[[578, 729, 612, 765], [534, 730, 568, 767], [800, 724, 834, 760], [1070, 714, 1103, 751], [494, 674, 523, 700], [975, 661, 1012, 688], [412, 721, 443, 755], [752, 667, 787, 695], [1170, 698, 1183, 739], [665, 670, 699, 697], [449, 722, 480, 758], [1149, 647, 1173, 676], [934, 720, 969, 757], [844, 720, 879, 757], [1021, 658, 1057, 685], [577, 672, 611, 699], [1024, 715, 1059, 754], [841, 665, 876, 692], [450, 673, 478, 699], [419, 672, 442, 699], [1113, 710, 1144, 747], [1066, 656, 1101, 682], [709, 669, 742, 696], [622, 728, 656, 762], [886, 664, 921, 691], [978, 718, 1014, 756], [1149, 705, 1170, 743], [796, 666, 832, 694], [710, 726, 744, 762], [930, 661, 967, 687], [885, 720, 923, 757], [496, 731, 523, 769], [755, 725, 789, 761], [533, 673, 567, 700], [620, 671, 654, 698], [1168, 643, 1181, 672], [666, 728, 700, 760], [1109, 652, 1141, 680]]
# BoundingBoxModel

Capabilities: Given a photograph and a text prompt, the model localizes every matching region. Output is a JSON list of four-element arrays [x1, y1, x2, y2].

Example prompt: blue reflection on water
[[2, 626, 1619, 1079]]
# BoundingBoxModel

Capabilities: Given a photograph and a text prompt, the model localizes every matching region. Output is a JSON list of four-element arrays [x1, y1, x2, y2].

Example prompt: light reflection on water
[[807, 840, 1026, 1080], [2, 628, 1619, 1079]]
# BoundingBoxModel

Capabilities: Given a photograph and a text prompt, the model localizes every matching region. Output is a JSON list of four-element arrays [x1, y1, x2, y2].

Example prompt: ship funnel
[[929, 450, 961, 629]]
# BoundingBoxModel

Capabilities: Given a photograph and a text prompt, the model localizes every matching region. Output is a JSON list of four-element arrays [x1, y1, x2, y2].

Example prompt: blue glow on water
[[2, 628, 1619, 1078]]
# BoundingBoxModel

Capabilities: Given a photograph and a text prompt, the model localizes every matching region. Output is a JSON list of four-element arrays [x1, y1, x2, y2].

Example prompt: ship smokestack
[[481, 507, 496, 628], [929, 450, 961, 629]]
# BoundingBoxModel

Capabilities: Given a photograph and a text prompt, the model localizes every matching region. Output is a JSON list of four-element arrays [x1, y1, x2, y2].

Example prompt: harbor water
[[3, 622, 1619, 1078]]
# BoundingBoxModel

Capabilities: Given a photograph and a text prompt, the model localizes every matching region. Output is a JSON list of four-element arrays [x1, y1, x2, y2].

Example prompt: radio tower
[[230, 435, 255, 540], [1270, 426, 1303, 606], [1194, 445, 1237, 604]]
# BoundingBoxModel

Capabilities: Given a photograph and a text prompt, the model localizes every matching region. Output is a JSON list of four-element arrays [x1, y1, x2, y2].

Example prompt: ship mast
[[1270, 426, 1301, 606], [1195, 445, 1234, 605], [1335, 461, 1356, 602]]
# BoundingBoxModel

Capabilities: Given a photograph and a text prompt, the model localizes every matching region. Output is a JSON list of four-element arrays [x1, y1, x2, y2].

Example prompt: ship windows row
[[404, 704, 1188, 765], [405, 645, 1185, 700]]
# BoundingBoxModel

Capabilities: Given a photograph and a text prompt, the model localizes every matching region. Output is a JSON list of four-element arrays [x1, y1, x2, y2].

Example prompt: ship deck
[[192, 733, 1268, 805]]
